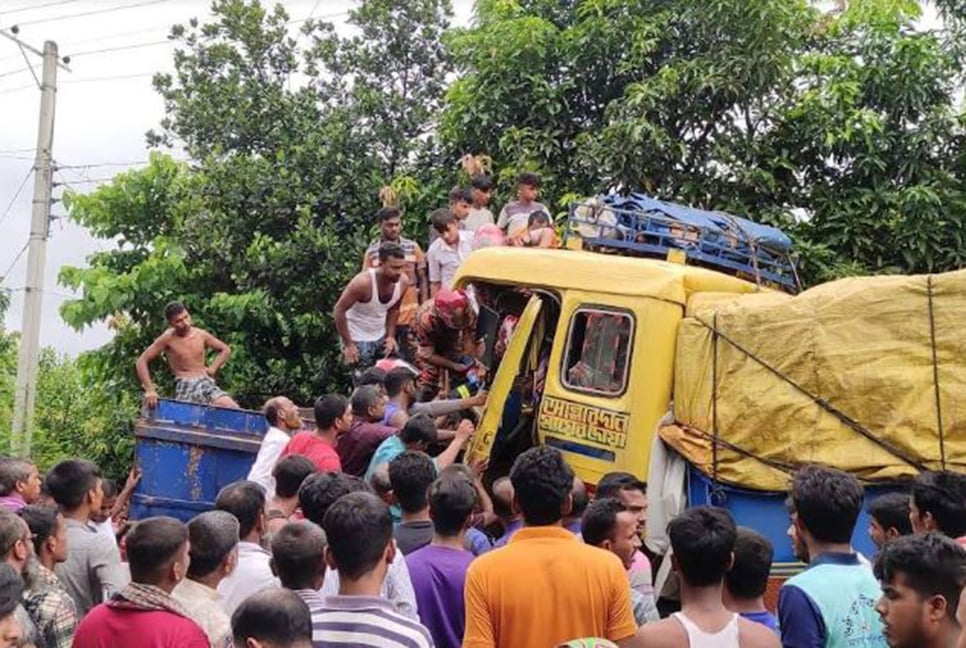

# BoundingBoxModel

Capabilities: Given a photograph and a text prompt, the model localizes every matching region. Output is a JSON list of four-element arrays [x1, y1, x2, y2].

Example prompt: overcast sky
[[0, 0, 472, 356]]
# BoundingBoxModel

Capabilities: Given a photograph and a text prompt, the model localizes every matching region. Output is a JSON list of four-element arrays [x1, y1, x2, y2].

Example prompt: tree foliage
[[441, 0, 966, 282], [60, 0, 453, 407], [57, 0, 966, 418]]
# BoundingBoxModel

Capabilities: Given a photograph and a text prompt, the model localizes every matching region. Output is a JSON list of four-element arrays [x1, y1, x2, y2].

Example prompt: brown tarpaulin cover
[[661, 270, 966, 491]]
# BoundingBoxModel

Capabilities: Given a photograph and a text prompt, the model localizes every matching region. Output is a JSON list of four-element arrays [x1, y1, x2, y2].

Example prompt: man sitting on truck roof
[[910, 471, 966, 545], [873, 533, 966, 648], [779, 465, 886, 647], [136, 301, 238, 409], [635, 507, 779, 648]]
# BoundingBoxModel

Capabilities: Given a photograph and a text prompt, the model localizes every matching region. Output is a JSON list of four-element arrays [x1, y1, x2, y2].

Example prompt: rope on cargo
[[677, 423, 799, 476], [711, 311, 719, 484], [927, 275, 946, 470], [694, 316, 929, 472]]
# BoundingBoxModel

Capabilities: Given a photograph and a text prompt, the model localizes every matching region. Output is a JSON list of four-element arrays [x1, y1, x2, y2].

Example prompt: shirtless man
[[334, 242, 411, 370], [136, 302, 238, 408]]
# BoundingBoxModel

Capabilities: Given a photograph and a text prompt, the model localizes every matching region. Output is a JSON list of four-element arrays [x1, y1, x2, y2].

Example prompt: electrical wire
[[62, 72, 157, 85], [0, 241, 29, 281], [67, 39, 172, 58], [0, 168, 33, 231], [13, 0, 171, 27], [0, 65, 30, 79], [0, 0, 81, 16]]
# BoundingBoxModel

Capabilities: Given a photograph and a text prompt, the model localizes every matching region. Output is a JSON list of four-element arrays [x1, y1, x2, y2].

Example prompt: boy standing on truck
[[496, 172, 548, 239], [779, 465, 887, 647], [136, 302, 238, 408]]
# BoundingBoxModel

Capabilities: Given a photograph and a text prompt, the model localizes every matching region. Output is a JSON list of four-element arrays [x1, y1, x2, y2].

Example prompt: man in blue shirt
[[779, 465, 888, 647]]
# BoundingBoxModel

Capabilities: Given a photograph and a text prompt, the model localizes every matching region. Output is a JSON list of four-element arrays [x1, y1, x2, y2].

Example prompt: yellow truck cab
[[454, 246, 758, 486]]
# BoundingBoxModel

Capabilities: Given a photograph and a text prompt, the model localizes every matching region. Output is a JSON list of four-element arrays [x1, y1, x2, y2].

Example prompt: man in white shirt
[[426, 208, 474, 297], [173, 510, 239, 647], [247, 396, 302, 499], [214, 481, 279, 615]]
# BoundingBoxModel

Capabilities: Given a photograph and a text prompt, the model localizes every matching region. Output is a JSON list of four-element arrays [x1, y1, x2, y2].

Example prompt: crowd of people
[[3, 411, 966, 648], [1, 170, 964, 648]]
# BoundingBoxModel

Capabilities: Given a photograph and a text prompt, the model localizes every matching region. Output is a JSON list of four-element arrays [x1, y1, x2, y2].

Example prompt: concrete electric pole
[[10, 40, 59, 456]]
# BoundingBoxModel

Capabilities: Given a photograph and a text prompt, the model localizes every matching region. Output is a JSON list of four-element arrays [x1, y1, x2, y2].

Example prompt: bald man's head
[[263, 396, 299, 430], [492, 477, 516, 522]]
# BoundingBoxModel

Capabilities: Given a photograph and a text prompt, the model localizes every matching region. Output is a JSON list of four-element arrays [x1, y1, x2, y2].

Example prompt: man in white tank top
[[634, 507, 780, 648], [334, 242, 410, 372]]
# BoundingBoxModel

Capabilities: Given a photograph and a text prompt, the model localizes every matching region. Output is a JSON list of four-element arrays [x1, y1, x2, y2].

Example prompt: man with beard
[[362, 207, 428, 361]]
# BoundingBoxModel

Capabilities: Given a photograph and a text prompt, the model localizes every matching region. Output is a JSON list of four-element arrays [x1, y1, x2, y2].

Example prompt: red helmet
[[434, 288, 469, 326]]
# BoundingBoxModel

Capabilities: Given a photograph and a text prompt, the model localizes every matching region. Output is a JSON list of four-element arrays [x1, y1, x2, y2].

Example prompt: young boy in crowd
[[868, 492, 913, 550], [426, 209, 474, 297], [874, 533, 966, 648], [634, 507, 778, 648], [723, 528, 779, 633], [465, 175, 495, 232], [910, 470, 966, 543], [510, 210, 559, 248], [779, 465, 885, 646], [406, 472, 478, 648], [497, 172, 548, 239]]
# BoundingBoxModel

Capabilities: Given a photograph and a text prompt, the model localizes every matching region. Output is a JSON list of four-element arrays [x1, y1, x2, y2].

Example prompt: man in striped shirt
[[317, 492, 433, 647]]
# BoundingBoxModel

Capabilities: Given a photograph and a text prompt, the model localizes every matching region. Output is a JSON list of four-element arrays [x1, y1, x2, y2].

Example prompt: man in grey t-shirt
[[46, 460, 129, 616]]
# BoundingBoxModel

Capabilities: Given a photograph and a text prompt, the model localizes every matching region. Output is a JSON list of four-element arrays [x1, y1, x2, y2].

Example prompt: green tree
[[440, 0, 966, 283], [60, 0, 455, 407]]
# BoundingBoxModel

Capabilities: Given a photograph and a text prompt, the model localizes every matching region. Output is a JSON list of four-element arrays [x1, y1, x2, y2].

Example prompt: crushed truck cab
[[454, 240, 966, 594], [455, 246, 757, 483]]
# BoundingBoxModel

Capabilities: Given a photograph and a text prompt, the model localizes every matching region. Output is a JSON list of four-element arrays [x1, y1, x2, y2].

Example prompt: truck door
[[464, 295, 543, 466]]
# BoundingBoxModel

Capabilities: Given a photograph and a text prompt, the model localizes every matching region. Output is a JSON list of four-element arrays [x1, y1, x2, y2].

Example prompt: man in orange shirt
[[463, 447, 641, 647]]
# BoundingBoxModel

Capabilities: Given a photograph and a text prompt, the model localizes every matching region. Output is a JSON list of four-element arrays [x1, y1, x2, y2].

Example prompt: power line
[[67, 39, 172, 58], [0, 64, 30, 79], [12, 0, 171, 28], [56, 160, 153, 170], [63, 72, 157, 84], [0, 241, 29, 282], [0, 168, 33, 231], [0, 0, 81, 16]]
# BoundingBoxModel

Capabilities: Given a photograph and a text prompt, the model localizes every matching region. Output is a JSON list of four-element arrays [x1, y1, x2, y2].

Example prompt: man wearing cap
[[411, 288, 483, 401]]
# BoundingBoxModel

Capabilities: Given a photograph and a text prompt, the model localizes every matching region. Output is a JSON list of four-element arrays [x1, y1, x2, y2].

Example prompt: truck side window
[[562, 309, 633, 395]]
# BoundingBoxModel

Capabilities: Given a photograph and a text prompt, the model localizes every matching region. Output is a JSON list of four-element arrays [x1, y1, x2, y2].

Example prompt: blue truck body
[[130, 398, 266, 522]]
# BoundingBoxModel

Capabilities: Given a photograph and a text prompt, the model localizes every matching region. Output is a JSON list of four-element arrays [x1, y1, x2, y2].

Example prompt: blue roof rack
[[565, 194, 801, 293]]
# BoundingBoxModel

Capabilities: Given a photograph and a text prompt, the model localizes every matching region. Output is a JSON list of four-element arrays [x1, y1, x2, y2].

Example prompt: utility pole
[[10, 41, 58, 457]]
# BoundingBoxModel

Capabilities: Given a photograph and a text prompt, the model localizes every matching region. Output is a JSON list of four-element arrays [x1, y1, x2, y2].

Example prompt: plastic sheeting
[[661, 270, 966, 492]]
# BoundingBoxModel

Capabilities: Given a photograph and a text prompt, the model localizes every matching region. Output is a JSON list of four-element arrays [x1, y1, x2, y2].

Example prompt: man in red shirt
[[73, 516, 208, 648], [281, 394, 351, 473]]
